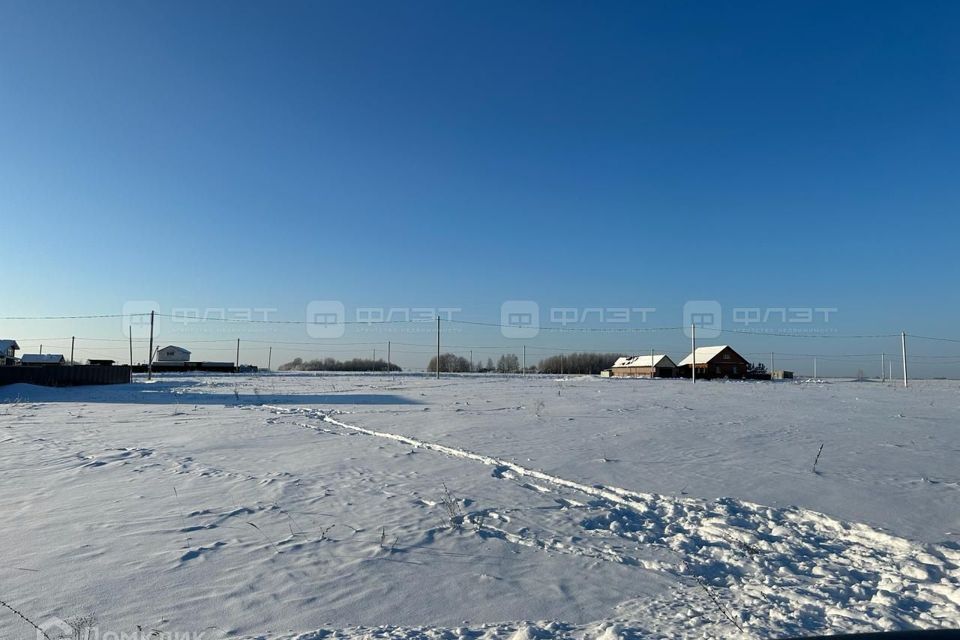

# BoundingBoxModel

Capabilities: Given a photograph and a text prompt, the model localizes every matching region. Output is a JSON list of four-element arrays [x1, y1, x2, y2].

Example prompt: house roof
[[677, 345, 741, 367], [158, 345, 191, 353], [612, 354, 675, 368], [0, 339, 20, 352], [21, 354, 65, 364]]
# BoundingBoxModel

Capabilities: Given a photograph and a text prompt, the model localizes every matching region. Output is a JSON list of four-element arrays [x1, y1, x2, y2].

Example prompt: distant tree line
[[537, 352, 621, 375], [426, 352, 622, 375], [427, 353, 529, 373], [279, 357, 401, 372]]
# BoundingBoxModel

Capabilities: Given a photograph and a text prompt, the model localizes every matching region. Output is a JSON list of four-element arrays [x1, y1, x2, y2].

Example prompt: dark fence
[[0, 365, 132, 387], [130, 362, 247, 373]]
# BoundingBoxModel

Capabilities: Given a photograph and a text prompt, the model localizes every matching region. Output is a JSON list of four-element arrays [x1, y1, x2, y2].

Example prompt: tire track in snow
[[262, 405, 960, 636]]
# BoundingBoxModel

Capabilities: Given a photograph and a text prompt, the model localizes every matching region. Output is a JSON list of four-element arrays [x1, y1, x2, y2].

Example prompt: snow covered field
[[1, 373, 958, 639]]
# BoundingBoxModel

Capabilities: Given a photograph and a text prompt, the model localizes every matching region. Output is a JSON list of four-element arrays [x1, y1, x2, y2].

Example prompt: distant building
[[772, 370, 794, 380], [0, 339, 20, 366], [155, 345, 191, 362], [20, 354, 66, 366], [87, 359, 116, 366], [609, 354, 677, 378], [677, 345, 749, 379]]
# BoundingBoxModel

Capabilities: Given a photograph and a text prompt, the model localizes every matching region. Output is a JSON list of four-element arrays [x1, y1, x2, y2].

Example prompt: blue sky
[[1, 1, 958, 373]]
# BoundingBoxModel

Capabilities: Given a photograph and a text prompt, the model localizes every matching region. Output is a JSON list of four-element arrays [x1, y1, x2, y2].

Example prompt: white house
[[155, 345, 191, 362], [0, 339, 19, 366], [21, 354, 66, 365], [608, 354, 677, 378]]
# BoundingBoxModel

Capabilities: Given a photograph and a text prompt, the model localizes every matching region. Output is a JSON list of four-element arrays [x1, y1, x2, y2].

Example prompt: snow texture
[[0, 373, 957, 639]]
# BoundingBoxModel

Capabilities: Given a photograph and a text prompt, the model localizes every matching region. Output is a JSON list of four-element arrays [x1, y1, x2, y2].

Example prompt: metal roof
[[612, 354, 676, 368], [677, 345, 735, 367], [21, 354, 66, 364]]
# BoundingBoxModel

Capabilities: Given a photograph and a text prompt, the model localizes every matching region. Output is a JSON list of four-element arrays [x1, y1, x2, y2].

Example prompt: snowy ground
[[1, 373, 958, 640]]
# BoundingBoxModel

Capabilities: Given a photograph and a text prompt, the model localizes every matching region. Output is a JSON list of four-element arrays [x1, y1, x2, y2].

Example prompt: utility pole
[[70, 336, 75, 365], [387, 341, 391, 373], [691, 323, 696, 384], [813, 357, 817, 380], [147, 310, 155, 381], [889, 360, 893, 382], [236, 338, 240, 370], [129, 328, 133, 367], [881, 353, 885, 382], [436, 316, 441, 379], [901, 331, 908, 388], [771, 352, 775, 375], [522, 345, 526, 375], [560, 353, 564, 375], [469, 349, 473, 373], [650, 347, 655, 379], [268, 346, 272, 371], [39, 344, 42, 355]]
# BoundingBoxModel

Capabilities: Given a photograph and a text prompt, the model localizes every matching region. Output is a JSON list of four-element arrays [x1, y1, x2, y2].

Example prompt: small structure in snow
[[0, 339, 20, 366], [20, 354, 66, 366], [772, 370, 794, 380], [677, 345, 749, 379], [155, 345, 191, 362], [609, 354, 677, 378]]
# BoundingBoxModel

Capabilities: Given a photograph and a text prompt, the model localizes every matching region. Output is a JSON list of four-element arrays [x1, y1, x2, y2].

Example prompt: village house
[[677, 345, 750, 379], [20, 354, 66, 366], [155, 345, 191, 362], [606, 354, 678, 378], [0, 339, 19, 366]]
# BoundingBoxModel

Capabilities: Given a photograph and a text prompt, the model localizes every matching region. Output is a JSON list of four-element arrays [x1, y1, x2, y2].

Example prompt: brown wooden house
[[677, 345, 749, 379]]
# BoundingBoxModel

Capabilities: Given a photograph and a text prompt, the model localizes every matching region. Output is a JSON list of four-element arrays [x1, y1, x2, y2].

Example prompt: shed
[[610, 354, 677, 378], [677, 345, 749, 379], [155, 345, 191, 362], [20, 354, 66, 366]]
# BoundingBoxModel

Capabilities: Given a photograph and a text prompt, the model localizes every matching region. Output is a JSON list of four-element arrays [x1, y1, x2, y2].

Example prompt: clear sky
[[1, 1, 958, 374]]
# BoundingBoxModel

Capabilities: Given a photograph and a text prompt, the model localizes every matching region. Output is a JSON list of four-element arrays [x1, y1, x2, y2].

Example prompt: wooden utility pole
[[268, 346, 272, 371], [650, 347, 654, 379], [522, 345, 526, 375], [235, 338, 240, 370], [691, 323, 696, 384], [436, 316, 441, 379], [771, 352, 775, 375], [881, 352, 885, 382], [387, 341, 391, 373], [901, 331, 908, 388], [469, 349, 473, 373], [813, 357, 817, 380], [129, 328, 133, 366], [147, 310, 155, 381], [70, 336, 75, 365]]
